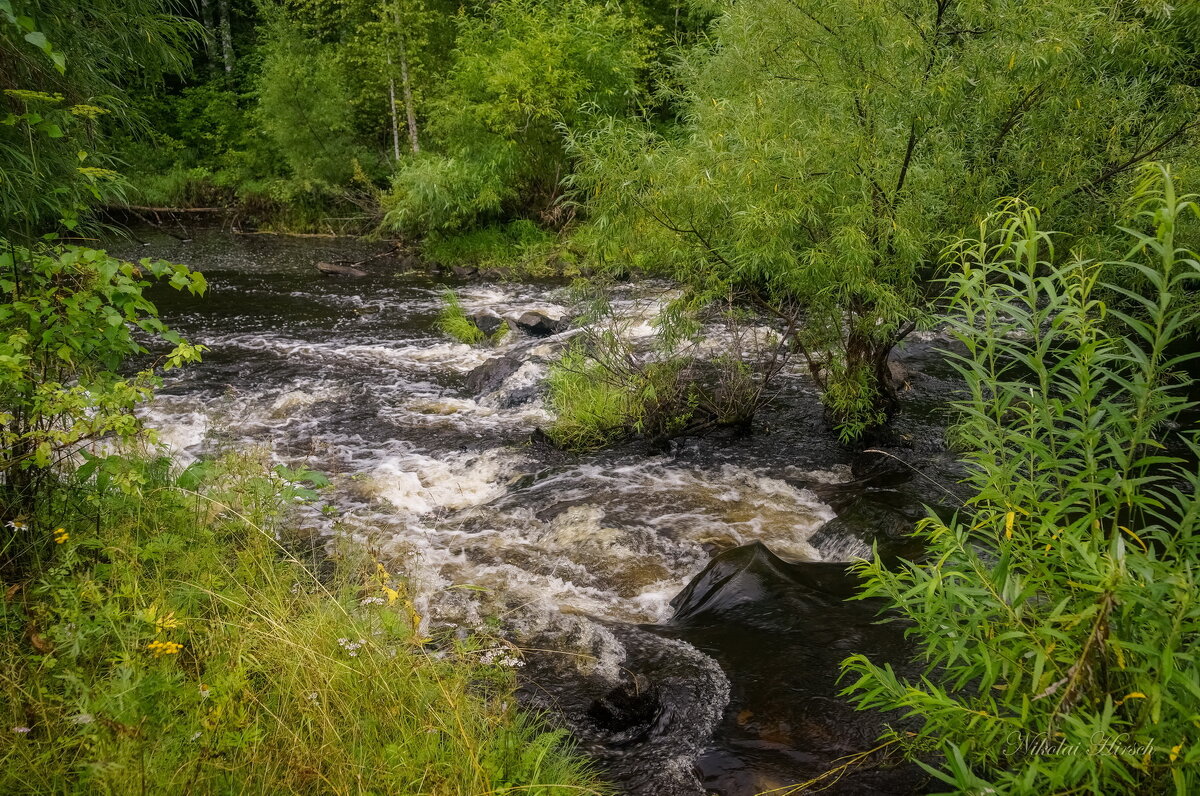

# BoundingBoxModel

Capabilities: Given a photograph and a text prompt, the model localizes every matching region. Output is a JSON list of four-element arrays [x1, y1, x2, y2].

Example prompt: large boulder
[[664, 542, 926, 794], [514, 310, 568, 337], [668, 541, 858, 627]]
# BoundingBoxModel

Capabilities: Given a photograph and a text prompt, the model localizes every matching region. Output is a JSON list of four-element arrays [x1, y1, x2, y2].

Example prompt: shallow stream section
[[116, 229, 966, 794]]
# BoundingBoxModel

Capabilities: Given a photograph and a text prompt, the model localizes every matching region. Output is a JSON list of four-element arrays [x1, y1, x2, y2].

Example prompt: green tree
[[573, 0, 1200, 438], [383, 0, 652, 234], [256, 17, 365, 186], [1, 0, 198, 237]]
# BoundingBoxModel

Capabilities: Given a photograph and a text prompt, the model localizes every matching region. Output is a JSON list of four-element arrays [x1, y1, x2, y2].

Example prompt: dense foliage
[[1, 0, 197, 235], [573, 0, 1200, 436], [0, 243, 205, 529], [842, 168, 1200, 793]]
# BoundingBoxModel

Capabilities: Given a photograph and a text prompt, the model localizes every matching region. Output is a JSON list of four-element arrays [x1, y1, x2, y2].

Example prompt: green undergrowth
[[423, 221, 579, 278], [122, 166, 377, 235], [0, 452, 601, 795], [546, 343, 694, 451]]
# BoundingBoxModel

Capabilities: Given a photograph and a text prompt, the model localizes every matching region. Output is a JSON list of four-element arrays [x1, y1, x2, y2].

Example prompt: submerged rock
[[316, 261, 368, 277], [587, 672, 661, 739], [668, 541, 858, 626], [518, 622, 730, 796]]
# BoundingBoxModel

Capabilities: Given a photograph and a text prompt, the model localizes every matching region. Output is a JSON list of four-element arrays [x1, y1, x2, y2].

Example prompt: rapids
[[115, 228, 965, 795]]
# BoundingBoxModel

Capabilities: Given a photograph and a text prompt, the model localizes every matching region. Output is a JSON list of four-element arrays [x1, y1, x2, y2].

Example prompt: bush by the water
[[424, 220, 572, 278], [841, 168, 1200, 794]]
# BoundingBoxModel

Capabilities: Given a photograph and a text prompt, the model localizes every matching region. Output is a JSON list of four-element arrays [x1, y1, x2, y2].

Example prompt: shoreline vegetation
[[0, 451, 602, 795]]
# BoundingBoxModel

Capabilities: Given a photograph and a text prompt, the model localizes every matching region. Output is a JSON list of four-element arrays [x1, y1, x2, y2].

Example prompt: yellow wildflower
[[155, 612, 180, 633], [53, 528, 69, 544], [147, 640, 182, 657]]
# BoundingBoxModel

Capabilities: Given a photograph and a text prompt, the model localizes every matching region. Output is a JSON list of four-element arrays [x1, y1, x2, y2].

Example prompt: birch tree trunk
[[398, 36, 419, 153], [218, 0, 234, 74], [386, 54, 402, 162]]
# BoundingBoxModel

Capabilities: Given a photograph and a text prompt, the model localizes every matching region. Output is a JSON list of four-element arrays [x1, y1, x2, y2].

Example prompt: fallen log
[[119, 205, 226, 213], [316, 261, 369, 277]]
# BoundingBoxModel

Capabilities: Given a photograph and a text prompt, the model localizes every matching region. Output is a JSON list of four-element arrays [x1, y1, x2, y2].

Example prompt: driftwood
[[315, 246, 401, 277], [120, 205, 226, 213], [317, 261, 369, 277]]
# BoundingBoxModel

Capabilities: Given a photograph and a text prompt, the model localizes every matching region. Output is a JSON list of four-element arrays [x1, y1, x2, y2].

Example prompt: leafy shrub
[[0, 243, 206, 534], [842, 167, 1200, 794], [424, 220, 563, 275]]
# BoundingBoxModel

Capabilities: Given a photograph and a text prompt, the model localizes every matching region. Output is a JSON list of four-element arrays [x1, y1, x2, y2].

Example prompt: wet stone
[[468, 309, 506, 337], [514, 310, 568, 337], [465, 353, 523, 395]]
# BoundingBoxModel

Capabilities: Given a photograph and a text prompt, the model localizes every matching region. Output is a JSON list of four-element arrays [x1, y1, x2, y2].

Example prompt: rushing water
[[115, 227, 966, 795]]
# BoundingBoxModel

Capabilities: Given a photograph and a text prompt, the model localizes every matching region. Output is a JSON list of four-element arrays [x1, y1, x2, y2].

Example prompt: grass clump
[[436, 290, 488, 345], [546, 342, 694, 451], [436, 290, 510, 346], [546, 344, 648, 450], [0, 452, 601, 795]]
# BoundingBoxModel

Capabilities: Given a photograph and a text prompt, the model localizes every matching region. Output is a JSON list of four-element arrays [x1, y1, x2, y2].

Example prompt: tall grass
[[0, 452, 601, 795], [841, 166, 1200, 794], [436, 290, 489, 345]]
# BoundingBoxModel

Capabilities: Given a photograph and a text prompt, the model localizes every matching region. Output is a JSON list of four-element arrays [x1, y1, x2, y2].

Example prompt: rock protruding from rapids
[[468, 309, 506, 337], [665, 541, 927, 795], [514, 310, 568, 337], [668, 541, 859, 626], [465, 352, 523, 394]]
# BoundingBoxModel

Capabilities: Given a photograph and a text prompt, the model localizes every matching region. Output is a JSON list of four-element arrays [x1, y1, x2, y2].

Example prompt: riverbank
[[105, 197, 584, 280], [0, 451, 601, 795]]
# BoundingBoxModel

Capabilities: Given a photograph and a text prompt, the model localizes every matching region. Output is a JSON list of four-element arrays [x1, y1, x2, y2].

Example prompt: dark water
[[112, 227, 965, 794]]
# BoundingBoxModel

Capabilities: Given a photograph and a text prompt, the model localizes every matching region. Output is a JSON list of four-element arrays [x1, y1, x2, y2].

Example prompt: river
[[116, 227, 966, 795]]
